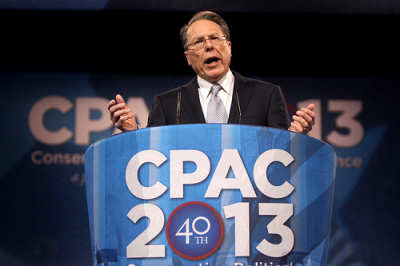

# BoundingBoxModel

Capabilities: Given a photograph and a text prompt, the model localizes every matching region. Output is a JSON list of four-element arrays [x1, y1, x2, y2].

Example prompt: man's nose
[[204, 39, 214, 51]]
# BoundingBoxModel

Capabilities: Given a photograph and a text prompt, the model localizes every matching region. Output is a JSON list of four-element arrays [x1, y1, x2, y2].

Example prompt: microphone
[[235, 92, 242, 124], [176, 91, 181, 124]]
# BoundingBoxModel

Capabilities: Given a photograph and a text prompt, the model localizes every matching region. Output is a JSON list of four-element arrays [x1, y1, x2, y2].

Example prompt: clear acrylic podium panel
[[84, 124, 336, 266]]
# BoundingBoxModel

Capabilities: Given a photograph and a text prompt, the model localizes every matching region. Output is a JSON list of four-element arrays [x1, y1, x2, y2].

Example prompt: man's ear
[[184, 51, 191, 66]]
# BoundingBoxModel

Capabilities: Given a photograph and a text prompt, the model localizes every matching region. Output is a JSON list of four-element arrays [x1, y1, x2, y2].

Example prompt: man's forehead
[[191, 31, 221, 40], [187, 20, 223, 39]]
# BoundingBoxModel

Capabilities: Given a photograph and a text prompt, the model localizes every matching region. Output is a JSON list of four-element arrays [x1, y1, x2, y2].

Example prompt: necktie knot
[[211, 84, 222, 97]]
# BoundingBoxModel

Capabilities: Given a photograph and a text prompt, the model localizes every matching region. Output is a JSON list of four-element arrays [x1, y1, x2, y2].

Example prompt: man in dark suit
[[108, 11, 315, 134]]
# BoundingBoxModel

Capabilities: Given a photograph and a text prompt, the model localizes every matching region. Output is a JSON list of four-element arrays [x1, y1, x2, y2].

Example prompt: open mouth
[[204, 57, 220, 66]]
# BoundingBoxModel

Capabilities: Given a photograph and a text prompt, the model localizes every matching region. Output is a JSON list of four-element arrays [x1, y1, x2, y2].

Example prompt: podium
[[84, 124, 336, 266]]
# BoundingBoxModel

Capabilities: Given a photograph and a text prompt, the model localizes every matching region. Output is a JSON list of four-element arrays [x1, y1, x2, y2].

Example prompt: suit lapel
[[180, 77, 206, 124], [179, 72, 254, 125], [228, 71, 254, 124]]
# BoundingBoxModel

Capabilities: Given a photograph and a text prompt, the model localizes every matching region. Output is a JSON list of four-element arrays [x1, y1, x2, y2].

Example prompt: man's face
[[184, 20, 232, 83]]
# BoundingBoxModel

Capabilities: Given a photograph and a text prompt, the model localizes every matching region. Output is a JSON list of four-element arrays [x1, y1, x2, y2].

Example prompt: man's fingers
[[109, 103, 127, 114], [303, 104, 316, 125], [107, 94, 137, 131], [292, 114, 309, 128], [115, 112, 135, 127], [290, 103, 316, 135], [301, 107, 315, 117], [305, 103, 315, 111], [290, 121, 311, 134], [290, 121, 303, 133], [116, 94, 126, 104], [113, 108, 132, 123], [296, 108, 315, 126], [107, 99, 116, 110], [108, 102, 127, 122], [107, 99, 116, 120]]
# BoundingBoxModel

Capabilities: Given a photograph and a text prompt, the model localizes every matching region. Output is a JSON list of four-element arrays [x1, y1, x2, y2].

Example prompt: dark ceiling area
[[1, 10, 399, 76]]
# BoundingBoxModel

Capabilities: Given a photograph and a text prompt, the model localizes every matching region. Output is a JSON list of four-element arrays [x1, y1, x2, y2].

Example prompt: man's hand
[[289, 103, 315, 135], [107, 94, 138, 132]]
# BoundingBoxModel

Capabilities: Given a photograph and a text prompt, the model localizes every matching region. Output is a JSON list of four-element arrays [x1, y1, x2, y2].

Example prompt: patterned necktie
[[207, 84, 228, 123]]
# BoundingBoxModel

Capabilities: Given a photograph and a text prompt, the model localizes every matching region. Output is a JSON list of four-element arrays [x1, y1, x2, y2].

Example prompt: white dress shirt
[[197, 70, 235, 120]]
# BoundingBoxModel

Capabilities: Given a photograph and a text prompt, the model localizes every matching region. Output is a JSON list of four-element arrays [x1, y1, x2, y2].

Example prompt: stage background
[[1, 2, 399, 265]]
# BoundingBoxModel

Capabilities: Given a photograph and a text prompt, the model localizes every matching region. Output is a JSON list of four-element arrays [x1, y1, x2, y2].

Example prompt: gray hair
[[180, 11, 231, 50]]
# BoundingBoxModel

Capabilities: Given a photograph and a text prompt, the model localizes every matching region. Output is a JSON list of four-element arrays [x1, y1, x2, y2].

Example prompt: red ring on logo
[[166, 201, 224, 260]]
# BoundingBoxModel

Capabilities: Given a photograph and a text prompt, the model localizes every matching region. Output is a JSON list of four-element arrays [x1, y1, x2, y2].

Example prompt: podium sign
[[84, 124, 336, 266]]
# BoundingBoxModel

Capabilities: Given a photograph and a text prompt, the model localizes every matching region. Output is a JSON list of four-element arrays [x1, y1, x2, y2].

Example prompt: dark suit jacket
[[147, 71, 290, 129]]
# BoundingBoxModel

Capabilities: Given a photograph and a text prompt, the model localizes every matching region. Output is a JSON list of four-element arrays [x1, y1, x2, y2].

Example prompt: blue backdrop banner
[[84, 124, 336, 266], [2, 72, 399, 265]]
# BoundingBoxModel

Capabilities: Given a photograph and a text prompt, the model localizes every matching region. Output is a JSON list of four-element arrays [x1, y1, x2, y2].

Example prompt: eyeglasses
[[186, 35, 227, 51]]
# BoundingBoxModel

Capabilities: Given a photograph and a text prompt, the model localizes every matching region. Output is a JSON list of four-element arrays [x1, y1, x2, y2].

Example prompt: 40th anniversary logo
[[166, 201, 224, 260]]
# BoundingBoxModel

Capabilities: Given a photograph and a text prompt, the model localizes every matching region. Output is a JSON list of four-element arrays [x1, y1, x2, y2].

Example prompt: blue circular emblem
[[166, 201, 224, 260]]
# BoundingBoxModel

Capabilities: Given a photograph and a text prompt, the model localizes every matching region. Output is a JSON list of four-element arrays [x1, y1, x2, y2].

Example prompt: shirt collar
[[197, 69, 234, 99]]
